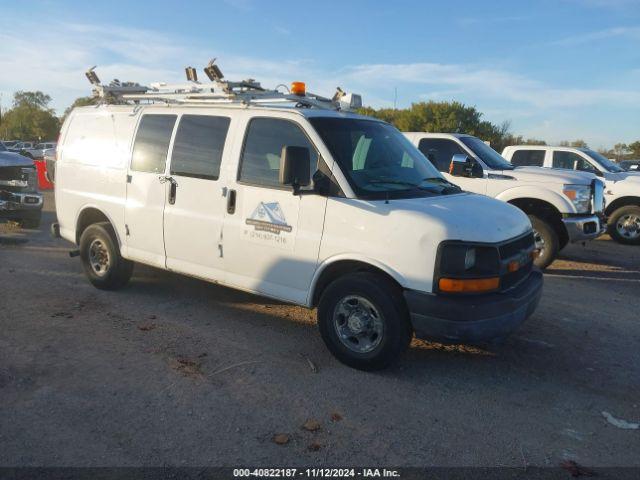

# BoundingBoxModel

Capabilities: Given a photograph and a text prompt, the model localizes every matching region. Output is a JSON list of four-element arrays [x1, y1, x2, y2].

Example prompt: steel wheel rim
[[88, 239, 111, 277], [332, 295, 384, 354], [533, 228, 546, 258], [616, 214, 640, 239]]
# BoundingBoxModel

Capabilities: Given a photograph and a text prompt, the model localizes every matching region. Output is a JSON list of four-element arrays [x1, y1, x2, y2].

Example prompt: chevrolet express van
[[53, 76, 542, 370]]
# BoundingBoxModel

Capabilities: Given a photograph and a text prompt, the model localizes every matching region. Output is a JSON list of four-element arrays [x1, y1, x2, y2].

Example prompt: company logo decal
[[245, 202, 293, 235]]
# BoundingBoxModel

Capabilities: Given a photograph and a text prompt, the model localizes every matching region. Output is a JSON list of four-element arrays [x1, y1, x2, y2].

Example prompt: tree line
[[1, 90, 638, 161]]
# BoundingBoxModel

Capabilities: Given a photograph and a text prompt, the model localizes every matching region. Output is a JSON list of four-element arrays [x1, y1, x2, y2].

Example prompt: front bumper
[[563, 214, 605, 243], [0, 191, 44, 218], [404, 270, 543, 344]]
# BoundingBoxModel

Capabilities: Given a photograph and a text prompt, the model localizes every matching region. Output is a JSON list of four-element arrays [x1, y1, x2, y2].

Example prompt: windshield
[[460, 136, 514, 170], [0, 142, 6, 152], [309, 117, 460, 200], [581, 149, 625, 173]]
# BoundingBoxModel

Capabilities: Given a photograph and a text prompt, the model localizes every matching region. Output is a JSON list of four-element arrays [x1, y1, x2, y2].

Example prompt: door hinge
[[125, 224, 130, 236]]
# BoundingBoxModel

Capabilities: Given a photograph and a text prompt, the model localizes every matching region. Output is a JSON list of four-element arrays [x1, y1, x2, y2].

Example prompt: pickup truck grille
[[0, 166, 34, 193], [499, 233, 535, 291]]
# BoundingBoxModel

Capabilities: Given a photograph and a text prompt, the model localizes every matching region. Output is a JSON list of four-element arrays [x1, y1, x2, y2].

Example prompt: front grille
[[499, 232, 534, 259], [0, 166, 34, 193], [499, 233, 535, 291]]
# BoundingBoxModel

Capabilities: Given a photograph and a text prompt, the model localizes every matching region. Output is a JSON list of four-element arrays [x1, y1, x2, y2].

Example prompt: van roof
[[72, 103, 378, 121]]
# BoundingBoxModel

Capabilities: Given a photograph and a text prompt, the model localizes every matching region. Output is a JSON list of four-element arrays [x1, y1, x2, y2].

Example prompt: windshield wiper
[[419, 177, 462, 192], [368, 179, 420, 188]]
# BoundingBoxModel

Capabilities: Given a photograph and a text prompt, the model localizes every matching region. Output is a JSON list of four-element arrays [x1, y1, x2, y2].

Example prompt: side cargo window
[[131, 114, 177, 173], [418, 138, 464, 172], [238, 118, 319, 188], [171, 115, 231, 180], [510, 150, 545, 167]]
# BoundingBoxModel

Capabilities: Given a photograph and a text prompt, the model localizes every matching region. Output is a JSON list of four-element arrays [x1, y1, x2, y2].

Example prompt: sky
[[0, 0, 638, 149]]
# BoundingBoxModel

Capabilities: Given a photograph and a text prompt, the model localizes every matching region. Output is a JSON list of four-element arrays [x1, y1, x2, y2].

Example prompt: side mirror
[[279, 146, 311, 192], [449, 154, 481, 178]]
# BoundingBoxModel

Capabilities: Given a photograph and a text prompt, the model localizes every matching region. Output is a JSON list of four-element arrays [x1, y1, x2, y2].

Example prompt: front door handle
[[227, 189, 236, 214]]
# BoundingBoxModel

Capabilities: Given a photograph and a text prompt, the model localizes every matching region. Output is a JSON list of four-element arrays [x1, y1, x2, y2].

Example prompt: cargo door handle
[[227, 189, 236, 214], [159, 176, 178, 205]]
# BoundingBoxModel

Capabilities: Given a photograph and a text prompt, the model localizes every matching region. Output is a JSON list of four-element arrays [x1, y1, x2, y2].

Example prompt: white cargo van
[[405, 133, 605, 268], [53, 66, 542, 370], [503, 145, 640, 245]]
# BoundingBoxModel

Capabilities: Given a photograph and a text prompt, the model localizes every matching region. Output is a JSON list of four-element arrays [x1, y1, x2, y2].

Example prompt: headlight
[[437, 243, 500, 293], [563, 184, 591, 213], [22, 167, 38, 191]]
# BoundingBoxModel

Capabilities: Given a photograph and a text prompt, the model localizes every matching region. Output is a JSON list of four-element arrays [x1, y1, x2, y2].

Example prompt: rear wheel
[[529, 215, 559, 269], [79, 222, 133, 290], [607, 205, 640, 245], [318, 272, 412, 371]]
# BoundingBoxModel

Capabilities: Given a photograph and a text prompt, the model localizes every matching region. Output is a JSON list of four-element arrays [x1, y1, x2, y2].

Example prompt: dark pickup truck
[[0, 143, 43, 228]]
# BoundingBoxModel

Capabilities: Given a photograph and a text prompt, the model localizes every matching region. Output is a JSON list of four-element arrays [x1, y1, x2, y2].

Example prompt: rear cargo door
[[124, 114, 177, 267]]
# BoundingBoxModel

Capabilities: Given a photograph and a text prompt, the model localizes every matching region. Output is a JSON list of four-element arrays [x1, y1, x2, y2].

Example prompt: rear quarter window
[[510, 150, 545, 167]]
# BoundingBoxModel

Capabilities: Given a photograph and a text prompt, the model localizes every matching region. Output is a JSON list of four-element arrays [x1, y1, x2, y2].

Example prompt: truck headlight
[[563, 184, 591, 213], [437, 243, 500, 293]]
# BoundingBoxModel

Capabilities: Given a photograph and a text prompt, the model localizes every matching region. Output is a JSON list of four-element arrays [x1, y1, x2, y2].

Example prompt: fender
[[307, 253, 406, 307], [495, 186, 574, 214], [74, 203, 125, 248]]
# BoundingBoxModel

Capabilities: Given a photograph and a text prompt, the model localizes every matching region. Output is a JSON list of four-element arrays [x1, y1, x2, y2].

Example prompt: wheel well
[[605, 196, 640, 216], [311, 260, 402, 307], [508, 197, 568, 247], [75, 208, 111, 245]]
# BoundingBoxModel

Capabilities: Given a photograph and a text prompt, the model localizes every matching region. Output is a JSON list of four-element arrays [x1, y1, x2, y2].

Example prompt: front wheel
[[79, 222, 133, 290], [529, 215, 559, 269], [607, 205, 640, 245], [318, 272, 412, 371], [20, 211, 42, 229]]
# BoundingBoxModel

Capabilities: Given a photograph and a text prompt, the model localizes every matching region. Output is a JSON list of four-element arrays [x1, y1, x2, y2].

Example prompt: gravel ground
[[1, 192, 639, 470]]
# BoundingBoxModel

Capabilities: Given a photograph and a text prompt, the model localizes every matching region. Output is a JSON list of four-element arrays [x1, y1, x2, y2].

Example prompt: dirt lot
[[1, 192, 639, 469]]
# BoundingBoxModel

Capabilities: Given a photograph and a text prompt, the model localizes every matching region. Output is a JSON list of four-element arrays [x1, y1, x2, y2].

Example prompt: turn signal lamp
[[291, 81, 306, 96], [438, 277, 500, 293]]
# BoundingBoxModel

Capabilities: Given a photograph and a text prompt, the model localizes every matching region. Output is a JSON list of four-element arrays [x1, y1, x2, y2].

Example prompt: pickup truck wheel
[[529, 215, 559, 269], [318, 272, 412, 371], [607, 205, 640, 245], [79, 223, 133, 290], [20, 211, 42, 229]]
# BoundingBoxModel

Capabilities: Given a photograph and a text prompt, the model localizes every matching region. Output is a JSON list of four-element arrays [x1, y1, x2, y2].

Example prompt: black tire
[[607, 205, 640, 245], [79, 222, 133, 290], [19, 211, 42, 229], [529, 215, 559, 269], [318, 272, 412, 371]]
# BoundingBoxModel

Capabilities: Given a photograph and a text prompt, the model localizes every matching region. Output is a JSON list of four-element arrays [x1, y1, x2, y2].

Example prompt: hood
[[0, 151, 35, 168], [604, 171, 640, 183], [507, 166, 596, 185], [389, 192, 531, 243]]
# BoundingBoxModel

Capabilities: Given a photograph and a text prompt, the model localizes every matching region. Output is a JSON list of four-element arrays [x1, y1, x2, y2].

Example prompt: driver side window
[[552, 151, 595, 172], [418, 138, 465, 172]]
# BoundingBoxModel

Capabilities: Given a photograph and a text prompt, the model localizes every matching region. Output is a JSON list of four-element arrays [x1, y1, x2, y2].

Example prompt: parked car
[[52, 72, 542, 370], [503, 146, 640, 245], [17, 142, 57, 159], [404, 133, 605, 269], [0, 141, 44, 228], [620, 160, 640, 172]]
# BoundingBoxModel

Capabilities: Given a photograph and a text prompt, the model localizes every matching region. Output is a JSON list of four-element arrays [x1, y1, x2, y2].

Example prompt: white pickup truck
[[52, 66, 544, 370], [503, 145, 640, 245], [404, 133, 605, 268]]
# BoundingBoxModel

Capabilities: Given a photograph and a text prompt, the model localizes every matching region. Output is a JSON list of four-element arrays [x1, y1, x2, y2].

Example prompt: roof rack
[[85, 59, 363, 112]]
